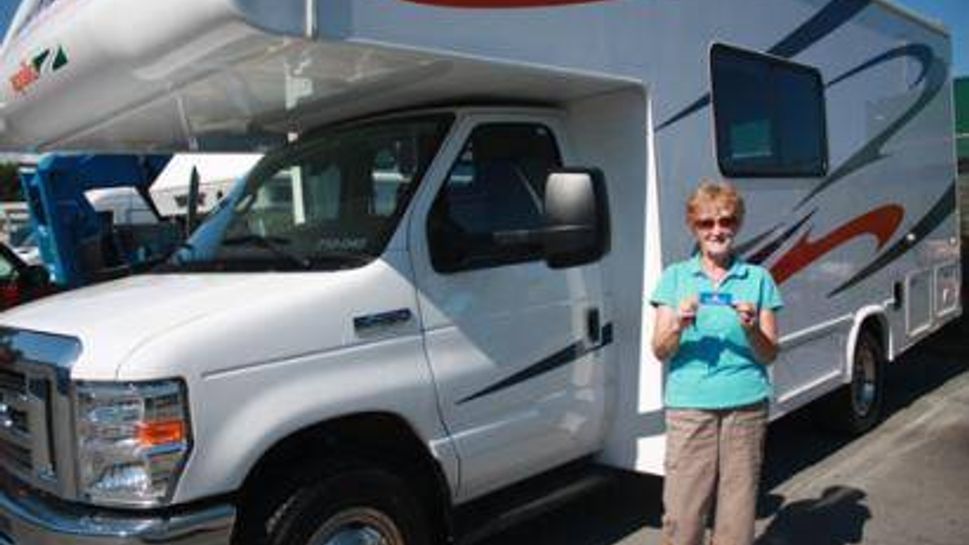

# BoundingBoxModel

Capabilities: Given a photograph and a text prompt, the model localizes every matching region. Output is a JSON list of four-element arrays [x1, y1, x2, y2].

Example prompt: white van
[[0, 1, 960, 544], [84, 187, 158, 225]]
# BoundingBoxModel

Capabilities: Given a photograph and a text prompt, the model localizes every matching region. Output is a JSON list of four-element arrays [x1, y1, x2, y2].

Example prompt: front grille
[[0, 368, 25, 396], [0, 436, 30, 472], [0, 367, 35, 479], [0, 328, 81, 499], [0, 365, 62, 494]]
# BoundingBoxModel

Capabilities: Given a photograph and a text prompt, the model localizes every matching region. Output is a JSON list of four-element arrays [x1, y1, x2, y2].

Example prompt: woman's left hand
[[735, 303, 779, 364], [734, 302, 758, 330]]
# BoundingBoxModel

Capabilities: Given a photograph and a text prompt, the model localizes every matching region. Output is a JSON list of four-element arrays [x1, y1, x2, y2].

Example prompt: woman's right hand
[[675, 296, 699, 331], [652, 296, 698, 360]]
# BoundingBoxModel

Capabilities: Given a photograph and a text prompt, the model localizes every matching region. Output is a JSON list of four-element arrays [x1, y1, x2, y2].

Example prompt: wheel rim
[[307, 507, 403, 545], [851, 343, 877, 418]]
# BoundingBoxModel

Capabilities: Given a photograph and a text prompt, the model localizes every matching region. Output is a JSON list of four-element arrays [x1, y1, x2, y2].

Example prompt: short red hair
[[686, 180, 745, 227]]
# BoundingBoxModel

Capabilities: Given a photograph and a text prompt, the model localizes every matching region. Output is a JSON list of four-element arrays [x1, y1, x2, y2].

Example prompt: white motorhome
[[0, 1, 960, 544]]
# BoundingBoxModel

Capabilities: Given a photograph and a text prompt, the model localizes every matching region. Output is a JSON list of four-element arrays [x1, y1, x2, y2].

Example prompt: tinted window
[[428, 124, 562, 272], [712, 44, 828, 177], [173, 114, 453, 272]]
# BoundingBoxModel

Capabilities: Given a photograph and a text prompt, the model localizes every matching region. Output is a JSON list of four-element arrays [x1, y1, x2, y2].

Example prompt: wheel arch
[[233, 411, 454, 543], [846, 306, 891, 382]]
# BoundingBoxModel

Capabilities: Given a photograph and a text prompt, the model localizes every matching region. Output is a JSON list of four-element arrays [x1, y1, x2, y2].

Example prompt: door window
[[428, 123, 562, 273]]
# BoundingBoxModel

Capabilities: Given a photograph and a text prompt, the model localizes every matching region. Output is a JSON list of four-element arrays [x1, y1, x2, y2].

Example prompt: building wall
[[962, 171, 969, 237]]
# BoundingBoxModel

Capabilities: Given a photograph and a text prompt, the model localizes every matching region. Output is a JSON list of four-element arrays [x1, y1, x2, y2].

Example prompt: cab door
[[409, 112, 610, 501]]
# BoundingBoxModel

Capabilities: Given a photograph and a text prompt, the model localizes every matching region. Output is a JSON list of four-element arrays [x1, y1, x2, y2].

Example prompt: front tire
[[266, 467, 431, 545]]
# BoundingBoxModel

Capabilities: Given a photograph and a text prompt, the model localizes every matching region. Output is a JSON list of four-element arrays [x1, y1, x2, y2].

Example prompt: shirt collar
[[688, 254, 749, 281]]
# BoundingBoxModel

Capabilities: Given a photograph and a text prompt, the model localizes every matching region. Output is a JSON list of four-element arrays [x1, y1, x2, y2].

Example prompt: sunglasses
[[694, 216, 738, 230]]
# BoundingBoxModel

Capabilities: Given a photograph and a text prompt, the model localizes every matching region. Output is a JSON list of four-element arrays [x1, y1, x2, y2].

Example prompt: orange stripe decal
[[770, 205, 904, 285]]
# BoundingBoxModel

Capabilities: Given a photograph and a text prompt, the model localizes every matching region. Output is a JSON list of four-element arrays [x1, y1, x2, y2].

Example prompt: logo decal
[[769, 205, 904, 285], [9, 44, 69, 94]]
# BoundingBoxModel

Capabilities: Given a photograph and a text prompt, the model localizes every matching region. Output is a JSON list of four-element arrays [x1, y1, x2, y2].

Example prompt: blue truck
[[19, 153, 188, 288]]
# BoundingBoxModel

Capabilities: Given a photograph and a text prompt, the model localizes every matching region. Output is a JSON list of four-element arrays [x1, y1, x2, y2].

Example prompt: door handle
[[586, 308, 601, 344], [353, 308, 412, 332]]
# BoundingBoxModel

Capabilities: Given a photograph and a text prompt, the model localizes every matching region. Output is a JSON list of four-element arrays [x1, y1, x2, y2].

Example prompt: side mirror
[[543, 168, 610, 269]]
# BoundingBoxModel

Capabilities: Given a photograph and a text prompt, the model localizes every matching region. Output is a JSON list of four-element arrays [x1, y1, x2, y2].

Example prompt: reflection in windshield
[[169, 114, 453, 272]]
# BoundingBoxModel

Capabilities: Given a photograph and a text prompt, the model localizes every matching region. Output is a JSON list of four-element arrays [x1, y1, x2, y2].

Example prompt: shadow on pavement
[[755, 487, 871, 545], [475, 470, 664, 545]]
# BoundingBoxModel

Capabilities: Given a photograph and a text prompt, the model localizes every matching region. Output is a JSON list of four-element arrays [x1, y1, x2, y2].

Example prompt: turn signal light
[[136, 420, 186, 447]]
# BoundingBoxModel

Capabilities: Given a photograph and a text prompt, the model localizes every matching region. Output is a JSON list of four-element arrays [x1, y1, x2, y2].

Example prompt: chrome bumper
[[0, 479, 235, 545]]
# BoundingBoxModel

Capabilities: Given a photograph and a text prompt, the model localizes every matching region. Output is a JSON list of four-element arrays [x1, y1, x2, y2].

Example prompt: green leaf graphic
[[52, 46, 69, 71], [31, 49, 50, 71]]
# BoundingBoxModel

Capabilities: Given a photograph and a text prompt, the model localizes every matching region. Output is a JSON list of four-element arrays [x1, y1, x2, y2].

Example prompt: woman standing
[[651, 181, 782, 545]]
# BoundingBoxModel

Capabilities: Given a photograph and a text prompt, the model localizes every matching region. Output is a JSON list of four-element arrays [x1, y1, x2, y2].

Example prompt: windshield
[[165, 114, 453, 272]]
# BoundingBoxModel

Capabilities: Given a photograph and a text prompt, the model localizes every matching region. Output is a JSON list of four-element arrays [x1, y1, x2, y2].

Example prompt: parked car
[[0, 241, 54, 310]]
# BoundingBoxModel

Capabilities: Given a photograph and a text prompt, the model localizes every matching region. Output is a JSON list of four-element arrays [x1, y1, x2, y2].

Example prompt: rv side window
[[711, 44, 828, 177], [428, 123, 562, 273]]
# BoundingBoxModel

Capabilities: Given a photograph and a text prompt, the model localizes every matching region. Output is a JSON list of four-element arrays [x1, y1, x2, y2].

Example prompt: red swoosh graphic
[[403, 0, 607, 7], [770, 205, 904, 285]]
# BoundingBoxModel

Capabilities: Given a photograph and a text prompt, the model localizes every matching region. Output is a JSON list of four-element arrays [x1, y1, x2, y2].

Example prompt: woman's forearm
[[652, 321, 683, 361], [745, 326, 779, 364]]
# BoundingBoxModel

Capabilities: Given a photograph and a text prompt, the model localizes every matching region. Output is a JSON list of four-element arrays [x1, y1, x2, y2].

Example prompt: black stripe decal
[[656, 96, 710, 132], [457, 323, 613, 405], [828, 183, 956, 297], [734, 225, 783, 256], [766, 0, 870, 58], [796, 44, 948, 208], [746, 210, 816, 265], [826, 44, 932, 89], [657, 0, 871, 131]]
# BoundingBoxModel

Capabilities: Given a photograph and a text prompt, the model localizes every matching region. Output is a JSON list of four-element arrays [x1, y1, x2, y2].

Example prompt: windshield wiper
[[221, 234, 312, 269]]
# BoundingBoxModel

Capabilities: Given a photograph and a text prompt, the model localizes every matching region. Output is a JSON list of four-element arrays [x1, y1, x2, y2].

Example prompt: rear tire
[[820, 331, 885, 434], [264, 466, 431, 545]]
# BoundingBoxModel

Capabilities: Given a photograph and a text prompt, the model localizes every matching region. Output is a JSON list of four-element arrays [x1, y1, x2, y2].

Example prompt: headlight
[[74, 380, 191, 507]]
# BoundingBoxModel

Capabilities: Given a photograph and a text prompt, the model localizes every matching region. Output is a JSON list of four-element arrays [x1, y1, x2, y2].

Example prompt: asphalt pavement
[[477, 316, 969, 545]]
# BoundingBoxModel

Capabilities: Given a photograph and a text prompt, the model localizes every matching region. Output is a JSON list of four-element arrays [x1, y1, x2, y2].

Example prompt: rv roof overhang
[[0, 24, 635, 153]]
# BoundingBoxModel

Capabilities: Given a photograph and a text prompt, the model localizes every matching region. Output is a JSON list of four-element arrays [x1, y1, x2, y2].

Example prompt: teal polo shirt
[[650, 255, 783, 409]]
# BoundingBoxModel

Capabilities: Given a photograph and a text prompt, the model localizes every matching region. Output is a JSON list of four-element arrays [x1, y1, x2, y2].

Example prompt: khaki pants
[[662, 402, 768, 545]]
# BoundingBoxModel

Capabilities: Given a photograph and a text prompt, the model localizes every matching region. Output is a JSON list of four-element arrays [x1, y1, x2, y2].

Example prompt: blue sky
[[0, 0, 965, 75], [896, 0, 969, 76], [0, 2, 16, 37]]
